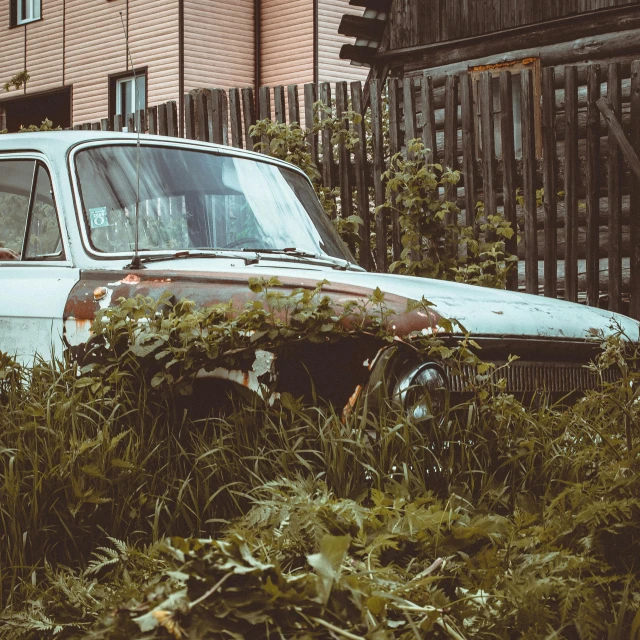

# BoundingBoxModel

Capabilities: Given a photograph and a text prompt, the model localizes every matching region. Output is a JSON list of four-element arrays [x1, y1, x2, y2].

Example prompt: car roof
[[0, 131, 303, 176]]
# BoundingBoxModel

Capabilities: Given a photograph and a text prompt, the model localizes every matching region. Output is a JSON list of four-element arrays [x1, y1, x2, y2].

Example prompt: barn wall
[[389, 0, 640, 49]]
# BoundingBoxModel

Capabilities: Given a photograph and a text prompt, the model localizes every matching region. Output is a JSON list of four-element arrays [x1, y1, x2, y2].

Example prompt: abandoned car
[[0, 131, 638, 418]]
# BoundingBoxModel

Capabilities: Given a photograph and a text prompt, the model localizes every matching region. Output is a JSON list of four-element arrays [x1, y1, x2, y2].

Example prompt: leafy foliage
[[1, 285, 640, 638], [3, 70, 30, 93]]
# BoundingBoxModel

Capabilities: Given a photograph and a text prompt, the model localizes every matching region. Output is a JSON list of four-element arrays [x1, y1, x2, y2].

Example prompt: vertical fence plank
[[304, 83, 318, 166], [388, 79, 401, 260], [196, 90, 209, 141], [288, 85, 300, 125], [608, 62, 623, 312], [351, 81, 372, 271], [421, 72, 438, 164], [541, 66, 558, 298], [274, 86, 286, 124], [499, 71, 518, 291], [127, 114, 135, 133], [631, 61, 640, 320], [403, 77, 418, 149], [183, 93, 195, 139], [479, 72, 497, 223], [443, 74, 458, 211], [258, 86, 272, 153], [229, 88, 243, 148], [157, 104, 167, 136], [148, 106, 158, 136], [114, 114, 123, 132], [319, 82, 335, 194], [209, 89, 227, 145], [91, 122, 101, 131], [241, 87, 256, 151], [521, 68, 538, 295], [565, 65, 579, 302], [460, 73, 478, 233], [586, 64, 601, 308], [167, 101, 178, 137], [371, 78, 387, 272], [335, 82, 354, 240], [100, 118, 110, 132]]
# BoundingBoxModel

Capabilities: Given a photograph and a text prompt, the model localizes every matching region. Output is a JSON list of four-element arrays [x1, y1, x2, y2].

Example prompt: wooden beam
[[597, 96, 640, 183], [348, 0, 391, 10], [340, 44, 376, 65], [339, 14, 386, 40]]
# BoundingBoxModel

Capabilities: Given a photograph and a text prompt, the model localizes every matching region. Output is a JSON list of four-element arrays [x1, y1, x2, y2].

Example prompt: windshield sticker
[[89, 207, 110, 229]]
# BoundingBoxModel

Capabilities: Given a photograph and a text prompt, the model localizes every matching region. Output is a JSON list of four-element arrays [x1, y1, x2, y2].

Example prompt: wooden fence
[[74, 63, 640, 320]]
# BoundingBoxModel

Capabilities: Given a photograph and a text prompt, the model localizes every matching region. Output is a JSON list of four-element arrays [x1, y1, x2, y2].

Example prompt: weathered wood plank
[[479, 72, 497, 223], [241, 87, 257, 152], [288, 84, 300, 125], [388, 78, 401, 260], [586, 64, 601, 307], [500, 70, 518, 291], [564, 65, 579, 302], [183, 93, 195, 139], [421, 72, 438, 164], [351, 81, 373, 271], [460, 72, 478, 233], [304, 83, 318, 165], [209, 89, 225, 145], [156, 106, 166, 136], [606, 62, 623, 312], [100, 118, 110, 132], [319, 82, 335, 192], [371, 78, 388, 272], [443, 73, 458, 255], [274, 85, 286, 124], [541, 67, 558, 298], [229, 88, 243, 148], [631, 60, 640, 320], [335, 82, 353, 229], [166, 101, 178, 138], [521, 68, 538, 295], [403, 76, 418, 150], [195, 90, 209, 142]]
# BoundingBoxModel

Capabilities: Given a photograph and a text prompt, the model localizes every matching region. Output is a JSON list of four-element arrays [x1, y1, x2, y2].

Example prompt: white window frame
[[17, 0, 41, 25], [115, 74, 146, 132]]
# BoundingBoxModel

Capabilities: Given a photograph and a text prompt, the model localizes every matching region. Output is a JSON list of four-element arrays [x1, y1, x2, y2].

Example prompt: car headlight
[[393, 362, 449, 421]]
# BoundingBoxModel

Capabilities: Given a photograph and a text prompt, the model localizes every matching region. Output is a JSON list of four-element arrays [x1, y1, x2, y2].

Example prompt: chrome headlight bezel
[[392, 361, 449, 422]]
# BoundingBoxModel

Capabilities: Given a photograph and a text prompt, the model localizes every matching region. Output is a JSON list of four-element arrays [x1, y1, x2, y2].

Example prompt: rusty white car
[[0, 131, 638, 417]]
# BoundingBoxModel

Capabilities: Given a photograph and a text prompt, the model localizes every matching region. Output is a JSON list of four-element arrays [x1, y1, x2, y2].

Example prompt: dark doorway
[[0, 87, 72, 133]]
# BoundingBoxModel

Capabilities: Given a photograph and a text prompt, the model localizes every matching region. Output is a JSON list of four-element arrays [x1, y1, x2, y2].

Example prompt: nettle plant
[[384, 139, 517, 288]]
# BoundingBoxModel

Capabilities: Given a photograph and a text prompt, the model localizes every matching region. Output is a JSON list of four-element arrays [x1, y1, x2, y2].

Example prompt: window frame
[[14, 0, 42, 26], [108, 68, 148, 131], [0, 155, 67, 264], [470, 57, 543, 161]]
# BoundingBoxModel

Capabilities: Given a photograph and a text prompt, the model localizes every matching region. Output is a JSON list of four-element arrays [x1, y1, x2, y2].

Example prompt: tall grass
[[1, 296, 639, 637]]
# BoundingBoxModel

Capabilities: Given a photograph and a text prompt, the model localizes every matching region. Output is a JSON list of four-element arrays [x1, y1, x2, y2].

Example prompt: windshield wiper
[[130, 250, 254, 267], [240, 248, 357, 271]]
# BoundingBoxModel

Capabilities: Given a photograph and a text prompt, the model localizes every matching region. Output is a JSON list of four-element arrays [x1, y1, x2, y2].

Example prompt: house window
[[16, 0, 41, 25], [109, 71, 146, 132], [471, 58, 542, 160]]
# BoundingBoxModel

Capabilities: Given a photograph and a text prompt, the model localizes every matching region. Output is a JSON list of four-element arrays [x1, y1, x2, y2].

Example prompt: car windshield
[[74, 144, 353, 261]]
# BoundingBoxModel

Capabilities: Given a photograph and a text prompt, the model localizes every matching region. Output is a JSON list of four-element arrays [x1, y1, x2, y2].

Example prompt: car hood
[[63, 260, 640, 344]]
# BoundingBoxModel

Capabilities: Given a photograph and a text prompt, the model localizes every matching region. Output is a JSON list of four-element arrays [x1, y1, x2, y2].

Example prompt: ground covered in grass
[[1, 286, 639, 639]]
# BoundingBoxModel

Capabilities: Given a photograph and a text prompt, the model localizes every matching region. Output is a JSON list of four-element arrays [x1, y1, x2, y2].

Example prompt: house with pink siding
[[0, 0, 368, 133]]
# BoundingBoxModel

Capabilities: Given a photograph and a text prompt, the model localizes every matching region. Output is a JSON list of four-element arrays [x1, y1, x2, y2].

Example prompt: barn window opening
[[471, 58, 542, 160], [110, 72, 146, 132]]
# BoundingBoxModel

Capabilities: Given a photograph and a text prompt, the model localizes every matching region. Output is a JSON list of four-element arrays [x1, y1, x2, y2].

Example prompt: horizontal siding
[[0, 4, 28, 100], [318, 0, 369, 83], [66, 0, 179, 125], [184, 0, 254, 90], [25, 0, 65, 93], [261, 0, 313, 86]]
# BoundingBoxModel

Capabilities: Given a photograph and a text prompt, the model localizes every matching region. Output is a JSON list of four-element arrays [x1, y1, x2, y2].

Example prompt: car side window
[[0, 160, 35, 260], [24, 165, 64, 260], [0, 160, 64, 262]]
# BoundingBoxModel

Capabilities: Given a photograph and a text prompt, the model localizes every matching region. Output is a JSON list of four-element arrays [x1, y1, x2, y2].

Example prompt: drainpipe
[[179, 0, 184, 136]]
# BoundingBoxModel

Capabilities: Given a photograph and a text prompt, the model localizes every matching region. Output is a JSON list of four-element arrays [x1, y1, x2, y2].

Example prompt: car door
[[0, 157, 79, 365]]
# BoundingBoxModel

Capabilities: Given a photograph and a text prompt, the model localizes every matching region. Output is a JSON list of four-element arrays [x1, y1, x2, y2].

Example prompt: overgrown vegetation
[[1, 282, 640, 638], [249, 101, 517, 286]]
